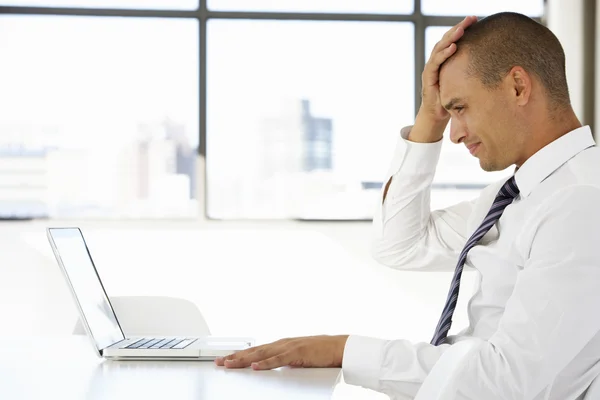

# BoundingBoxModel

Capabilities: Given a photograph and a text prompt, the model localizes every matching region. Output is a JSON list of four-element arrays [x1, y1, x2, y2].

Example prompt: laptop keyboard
[[124, 338, 197, 350]]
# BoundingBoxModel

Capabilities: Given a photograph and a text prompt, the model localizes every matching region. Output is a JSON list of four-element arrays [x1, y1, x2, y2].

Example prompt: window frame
[[0, 0, 545, 221]]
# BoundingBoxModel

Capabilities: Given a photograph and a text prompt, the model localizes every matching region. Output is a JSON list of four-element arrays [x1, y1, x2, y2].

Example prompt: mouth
[[467, 143, 481, 156]]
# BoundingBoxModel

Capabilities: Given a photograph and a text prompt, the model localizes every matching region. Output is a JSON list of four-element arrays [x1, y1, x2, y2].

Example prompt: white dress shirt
[[342, 125, 600, 400]]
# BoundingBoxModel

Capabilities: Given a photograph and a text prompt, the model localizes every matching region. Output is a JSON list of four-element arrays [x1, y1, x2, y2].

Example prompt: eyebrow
[[443, 98, 464, 111]]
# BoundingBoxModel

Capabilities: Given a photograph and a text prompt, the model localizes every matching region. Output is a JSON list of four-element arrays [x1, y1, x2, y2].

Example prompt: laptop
[[47, 227, 254, 360]]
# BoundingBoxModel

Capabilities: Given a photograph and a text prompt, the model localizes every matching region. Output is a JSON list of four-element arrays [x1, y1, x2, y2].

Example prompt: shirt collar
[[515, 125, 596, 198]]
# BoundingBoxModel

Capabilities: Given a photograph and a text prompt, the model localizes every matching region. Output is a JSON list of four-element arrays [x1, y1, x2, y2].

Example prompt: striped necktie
[[430, 176, 520, 346]]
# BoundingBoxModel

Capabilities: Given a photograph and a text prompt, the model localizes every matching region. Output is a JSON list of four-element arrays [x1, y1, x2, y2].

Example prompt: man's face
[[439, 51, 525, 171]]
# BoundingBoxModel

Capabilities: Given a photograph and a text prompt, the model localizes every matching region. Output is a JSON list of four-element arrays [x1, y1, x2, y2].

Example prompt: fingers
[[431, 16, 477, 55], [214, 355, 230, 366], [423, 15, 477, 88], [423, 42, 457, 85], [431, 25, 463, 57], [214, 345, 263, 366], [224, 347, 278, 368], [215, 338, 289, 365], [216, 343, 284, 368], [463, 15, 478, 28], [251, 352, 293, 371]]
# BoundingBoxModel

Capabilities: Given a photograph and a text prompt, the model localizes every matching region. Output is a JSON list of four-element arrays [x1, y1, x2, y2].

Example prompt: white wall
[[547, 0, 597, 138], [547, 0, 586, 122], [597, 0, 600, 138]]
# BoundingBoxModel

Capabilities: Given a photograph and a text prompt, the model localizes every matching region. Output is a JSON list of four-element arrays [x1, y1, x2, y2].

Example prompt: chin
[[480, 158, 511, 172], [479, 159, 500, 172]]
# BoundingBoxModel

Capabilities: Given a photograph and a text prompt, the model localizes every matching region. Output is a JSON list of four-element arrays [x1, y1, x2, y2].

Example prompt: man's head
[[439, 12, 573, 171]]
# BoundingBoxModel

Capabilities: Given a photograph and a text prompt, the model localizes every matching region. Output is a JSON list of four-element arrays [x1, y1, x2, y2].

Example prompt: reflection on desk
[[0, 336, 341, 400]]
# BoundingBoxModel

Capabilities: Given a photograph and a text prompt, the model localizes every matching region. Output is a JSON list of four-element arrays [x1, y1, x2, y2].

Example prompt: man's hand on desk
[[215, 335, 349, 370]]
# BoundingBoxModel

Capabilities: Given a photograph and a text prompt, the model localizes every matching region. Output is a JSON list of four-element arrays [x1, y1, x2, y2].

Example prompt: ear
[[508, 66, 532, 106]]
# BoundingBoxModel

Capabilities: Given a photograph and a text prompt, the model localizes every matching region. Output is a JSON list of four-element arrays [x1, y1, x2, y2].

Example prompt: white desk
[[0, 336, 341, 400], [0, 224, 450, 400]]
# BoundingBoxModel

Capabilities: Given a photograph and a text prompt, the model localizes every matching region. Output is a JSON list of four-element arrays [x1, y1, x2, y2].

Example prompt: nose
[[449, 118, 467, 144]]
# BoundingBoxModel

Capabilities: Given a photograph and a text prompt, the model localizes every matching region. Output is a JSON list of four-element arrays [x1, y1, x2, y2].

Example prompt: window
[[0, 16, 199, 218], [208, 0, 413, 14], [207, 20, 414, 219], [0, 0, 198, 9], [0, 1, 544, 220], [421, 0, 544, 17]]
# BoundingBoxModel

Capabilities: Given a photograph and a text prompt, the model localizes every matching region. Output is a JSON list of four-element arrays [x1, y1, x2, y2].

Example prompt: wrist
[[411, 112, 449, 143], [334, 335, 350, 367]]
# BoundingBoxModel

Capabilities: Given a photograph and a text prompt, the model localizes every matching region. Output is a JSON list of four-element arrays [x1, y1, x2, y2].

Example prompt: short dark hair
[[457, 12, 570, 109]]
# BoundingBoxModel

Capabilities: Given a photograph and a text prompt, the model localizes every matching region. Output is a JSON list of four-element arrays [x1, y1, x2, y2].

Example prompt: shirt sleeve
[[346, 184, 600, 399], [371, 126, 477, 271], [342, 335, 452, 399]]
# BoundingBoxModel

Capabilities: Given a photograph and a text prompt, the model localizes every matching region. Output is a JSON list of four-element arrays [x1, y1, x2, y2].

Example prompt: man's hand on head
[[214, 335, 349, 371], [410, 15, 478, 143]]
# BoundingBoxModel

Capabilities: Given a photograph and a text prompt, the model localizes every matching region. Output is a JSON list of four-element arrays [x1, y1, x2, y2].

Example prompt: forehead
[[439, 51, 474, 102]]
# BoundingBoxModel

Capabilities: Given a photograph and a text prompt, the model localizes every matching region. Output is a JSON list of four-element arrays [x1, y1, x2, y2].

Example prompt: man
[[216, 12, 600, 399]]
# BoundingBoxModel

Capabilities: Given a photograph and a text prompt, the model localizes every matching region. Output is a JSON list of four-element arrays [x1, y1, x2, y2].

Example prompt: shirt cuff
[[386, 125, 444, 177], [341, 335, 388, 391]]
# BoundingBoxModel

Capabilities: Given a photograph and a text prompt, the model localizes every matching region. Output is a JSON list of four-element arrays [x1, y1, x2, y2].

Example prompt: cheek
[[470, 107, 505, 146], [486, 128, 518, 158]]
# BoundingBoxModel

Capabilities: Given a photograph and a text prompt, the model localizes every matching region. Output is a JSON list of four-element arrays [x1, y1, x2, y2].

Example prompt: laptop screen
[[48, 228, 125, 350]]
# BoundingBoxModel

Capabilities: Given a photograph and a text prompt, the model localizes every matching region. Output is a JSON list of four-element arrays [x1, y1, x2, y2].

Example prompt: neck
[[516, 107, 582, 167]]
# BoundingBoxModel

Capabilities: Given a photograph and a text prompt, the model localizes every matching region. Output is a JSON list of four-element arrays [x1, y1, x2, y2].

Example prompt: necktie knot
[[497, 176, 520, 200]]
